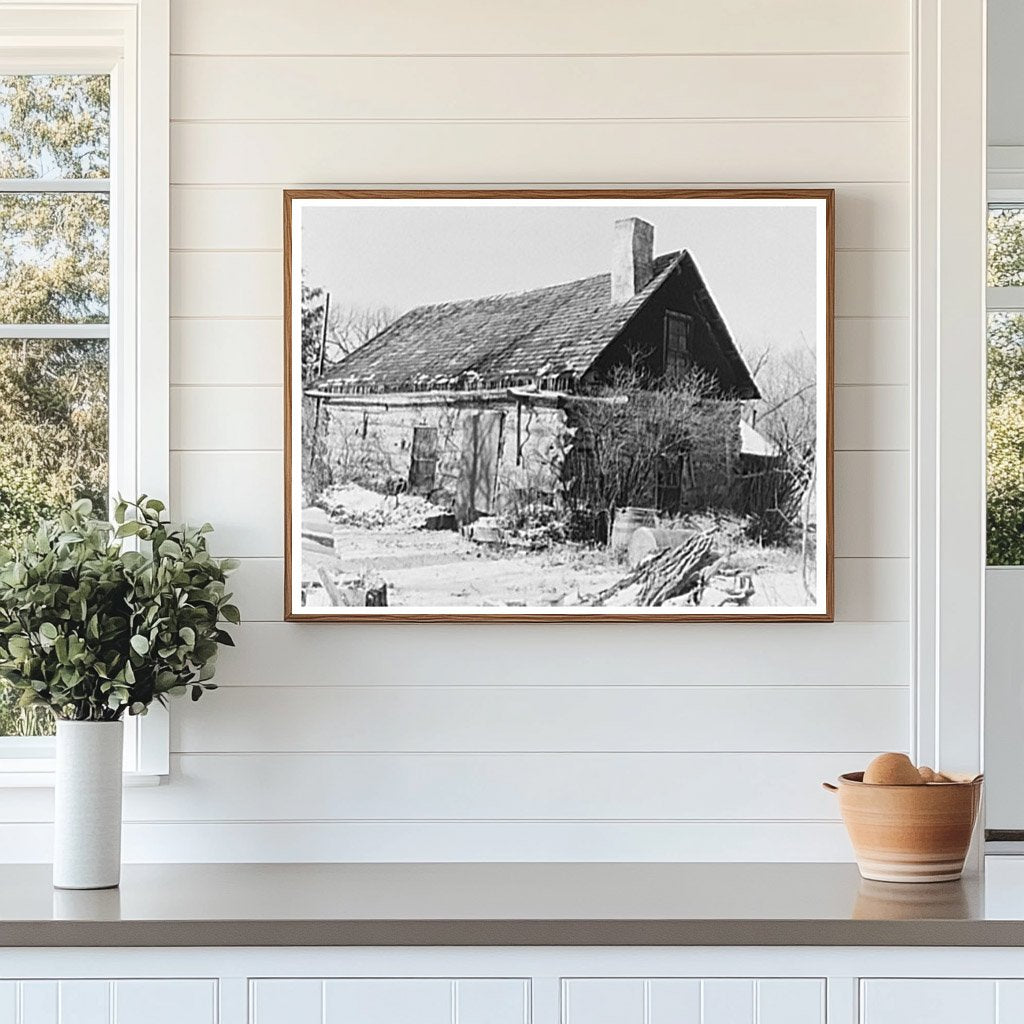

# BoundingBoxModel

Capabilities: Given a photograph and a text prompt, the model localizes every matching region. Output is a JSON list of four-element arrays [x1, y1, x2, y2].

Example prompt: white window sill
[[0, 744, 165, 787], [0, 765, 165, 788]]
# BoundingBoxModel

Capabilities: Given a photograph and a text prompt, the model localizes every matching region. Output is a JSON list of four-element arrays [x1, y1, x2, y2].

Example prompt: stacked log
[[586, 531, 718, 607]]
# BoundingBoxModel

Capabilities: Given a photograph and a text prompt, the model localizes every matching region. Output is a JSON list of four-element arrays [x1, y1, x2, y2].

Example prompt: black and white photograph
[[285, 191, 833, 620]]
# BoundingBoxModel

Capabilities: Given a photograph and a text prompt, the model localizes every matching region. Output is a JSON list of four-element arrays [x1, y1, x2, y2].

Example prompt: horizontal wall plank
[[835, 251, 909, 318], [172, 447, 907, 560], [170, 0, 910, 56], [170, 121, 910, 185], [170, 249, 908, 322], [225, 557, 283, 620], [171, 319, 283, 386], [170, 183, 909, 252], [210, 621, 910, 687], [834, 318, 909, 385], [171, 187, 283, 251], [834, 185, 909, 250], [117, 752, 862, 821], [0, 820, 856, 863], [171, 451, 283, 556], [834, 451, 910, 558], [0, 751, 869, 825], [171, 252, 279, 317], [834, 385, 909, 450], [171, 684, 909, 754], [171, 54, 909, 121], [227, 556, 909, 624], [833, 557, 909, 622], [171, 385, 281, 450]]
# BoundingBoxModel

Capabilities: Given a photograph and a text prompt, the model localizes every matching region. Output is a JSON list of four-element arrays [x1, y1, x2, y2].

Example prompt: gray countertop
[[3, 861, 1024, 947]]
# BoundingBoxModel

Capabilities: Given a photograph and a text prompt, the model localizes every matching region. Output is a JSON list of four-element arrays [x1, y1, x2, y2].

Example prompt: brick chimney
[[610, 217, 654, 304]]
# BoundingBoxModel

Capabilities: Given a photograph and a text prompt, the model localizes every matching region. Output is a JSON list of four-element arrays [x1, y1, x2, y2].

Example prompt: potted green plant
[[0, 497, 239, 889]]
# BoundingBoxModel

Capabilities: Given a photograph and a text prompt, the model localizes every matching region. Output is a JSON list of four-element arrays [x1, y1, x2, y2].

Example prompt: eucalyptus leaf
[[0, 496, 238, 722]]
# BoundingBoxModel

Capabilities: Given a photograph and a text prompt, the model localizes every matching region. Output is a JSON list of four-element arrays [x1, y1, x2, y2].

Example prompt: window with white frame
[[0, 74, 111, 738], [987, 204, 1024, 566], [0, 2, 169, 776]]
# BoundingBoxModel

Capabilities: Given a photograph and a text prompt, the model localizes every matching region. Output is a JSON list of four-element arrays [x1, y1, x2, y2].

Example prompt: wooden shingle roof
[[311, 251, 756, 395]]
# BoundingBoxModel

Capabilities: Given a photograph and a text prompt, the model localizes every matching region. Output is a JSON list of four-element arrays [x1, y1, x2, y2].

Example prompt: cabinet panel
[[563, 978, 824, 1024], [861, 981, 997, 1024], [455, 980, 529, 1024], [648, 980, 702, 1022], [998, 980, 1024, 1022], [251, 979, 322, 1024], [323, 980, 451, 1024], [563, 980, 645, 1024], [251, 979, 527, 1024], [702, 980, 754, 1024], [0, 981, 216, 1024], [113, 981, 217, 1024], [18, 983, 56, 1024], [863, 980, 1024, 1024], [757, 980, 825, 1024], [0, 983, 15, 1024], [58, 982, 110, 1024]]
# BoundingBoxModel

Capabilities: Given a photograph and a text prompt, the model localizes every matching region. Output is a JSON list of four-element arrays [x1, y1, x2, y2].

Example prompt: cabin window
[[663, 311, 694, 379]]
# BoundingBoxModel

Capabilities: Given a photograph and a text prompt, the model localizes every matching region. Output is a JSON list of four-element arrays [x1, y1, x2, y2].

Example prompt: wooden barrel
[[627, 527, 698, 568], [610, 507, 657, 558]]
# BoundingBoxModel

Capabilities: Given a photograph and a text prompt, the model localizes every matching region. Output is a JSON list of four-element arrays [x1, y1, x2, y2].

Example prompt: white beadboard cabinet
[[5, 949, 1024, 1024]]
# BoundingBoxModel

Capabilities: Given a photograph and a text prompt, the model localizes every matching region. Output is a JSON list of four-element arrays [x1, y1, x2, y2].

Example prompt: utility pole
[[309, 291, 331, 459]]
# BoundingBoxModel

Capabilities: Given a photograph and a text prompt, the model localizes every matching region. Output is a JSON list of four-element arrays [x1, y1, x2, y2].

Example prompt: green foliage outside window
[[988, 208, 1024, 565], [0, 75, 110, 735]]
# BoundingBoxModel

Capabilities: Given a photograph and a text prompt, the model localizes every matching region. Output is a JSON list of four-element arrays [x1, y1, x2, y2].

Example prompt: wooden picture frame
[[284, 189, 834, 622]]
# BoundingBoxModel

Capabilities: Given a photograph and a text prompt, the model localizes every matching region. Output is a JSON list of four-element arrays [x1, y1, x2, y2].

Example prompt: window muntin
[[0, 74, 110, 738]]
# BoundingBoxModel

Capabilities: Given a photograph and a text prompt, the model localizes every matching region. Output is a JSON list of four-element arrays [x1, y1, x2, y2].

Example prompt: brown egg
[[863, 752, 925, 786]]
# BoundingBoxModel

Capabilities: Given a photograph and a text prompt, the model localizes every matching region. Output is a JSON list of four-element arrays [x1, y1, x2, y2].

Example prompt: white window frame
[[914, 0, 986, 814], [0, 0, 169, 784]]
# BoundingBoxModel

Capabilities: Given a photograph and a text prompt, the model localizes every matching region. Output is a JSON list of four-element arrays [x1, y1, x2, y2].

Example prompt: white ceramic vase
[[53, 720, 124, 890]]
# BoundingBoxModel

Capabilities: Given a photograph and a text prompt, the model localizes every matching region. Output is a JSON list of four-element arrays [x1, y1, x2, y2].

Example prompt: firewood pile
[[586, 531, 719, 607]]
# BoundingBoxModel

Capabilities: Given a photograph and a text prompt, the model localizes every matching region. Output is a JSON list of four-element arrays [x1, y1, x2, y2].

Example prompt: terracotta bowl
[[823, 772, 983, 883]]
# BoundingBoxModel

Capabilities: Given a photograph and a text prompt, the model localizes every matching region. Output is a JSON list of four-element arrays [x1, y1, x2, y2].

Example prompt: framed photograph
[[284, 189, 833, 622]]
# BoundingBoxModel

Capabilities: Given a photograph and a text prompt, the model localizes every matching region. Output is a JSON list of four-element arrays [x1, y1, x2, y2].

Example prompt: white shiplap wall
[[1, 0, 914, 862]]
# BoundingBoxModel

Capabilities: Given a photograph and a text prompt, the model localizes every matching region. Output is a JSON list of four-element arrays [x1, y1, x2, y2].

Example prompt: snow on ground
[[318, 483, 439, 530], [300, 485, 813, 609]]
